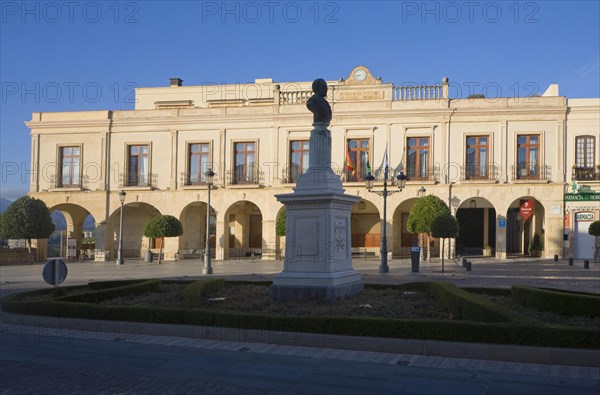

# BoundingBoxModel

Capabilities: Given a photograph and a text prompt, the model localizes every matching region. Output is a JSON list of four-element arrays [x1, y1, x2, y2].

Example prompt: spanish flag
[[346, 150, 355, 175]]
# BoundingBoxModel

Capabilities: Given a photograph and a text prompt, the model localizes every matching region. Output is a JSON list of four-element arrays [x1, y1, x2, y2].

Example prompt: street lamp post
[[365, 164, 407, 273], [203, 168, 215, 275], [117, 190, 126, 265]]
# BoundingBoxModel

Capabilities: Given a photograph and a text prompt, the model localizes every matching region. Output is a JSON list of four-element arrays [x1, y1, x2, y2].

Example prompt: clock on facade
[[354, 69, 367, 81]]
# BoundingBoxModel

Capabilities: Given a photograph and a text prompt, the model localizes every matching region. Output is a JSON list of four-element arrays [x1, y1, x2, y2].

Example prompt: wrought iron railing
[[404, 166, 440, 182], [49, 174, 89, 189], [572, 166, 599, 181], [510, 163, 551, 181], [460, 163, 501, 181], [119, 173, 157, 188], [180, 172, 210, 186], [226, 167, 264, 185]]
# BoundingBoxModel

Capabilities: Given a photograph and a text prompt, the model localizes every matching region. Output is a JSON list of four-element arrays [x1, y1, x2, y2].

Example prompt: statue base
[[271, 190, 362, 302], [269, 271, 363, 302]]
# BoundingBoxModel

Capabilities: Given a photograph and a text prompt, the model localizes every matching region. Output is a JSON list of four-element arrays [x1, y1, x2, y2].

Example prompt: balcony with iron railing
[[460, 163, 501, 182], [119, 173, 158, 188], [180, 172, 211, 187], [404, 166, 440, 183], [510, 163, 551, 182], [48, 174, 89, 190], [572, 166, 599, 181], [226, 167, 264, 186]]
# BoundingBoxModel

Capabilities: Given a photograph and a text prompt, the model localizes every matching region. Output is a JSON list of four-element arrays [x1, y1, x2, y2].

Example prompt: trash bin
[[411, 246, 420, 273], [144, 250, 153, 263]]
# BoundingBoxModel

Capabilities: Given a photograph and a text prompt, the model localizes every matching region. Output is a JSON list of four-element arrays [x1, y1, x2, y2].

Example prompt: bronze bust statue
[[306, 78, 332, 124]]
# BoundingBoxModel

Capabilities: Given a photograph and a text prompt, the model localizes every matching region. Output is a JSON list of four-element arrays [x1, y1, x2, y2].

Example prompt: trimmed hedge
[[461, 287, 512, 297], [58, 279, 160, 304], [419, 282, 535, 323], [512, 285, 600, 318], [2, 280, 599, 349], [88, 279, 152, 290], [183, 278, 225, 308], [2, 294, 598, 349]]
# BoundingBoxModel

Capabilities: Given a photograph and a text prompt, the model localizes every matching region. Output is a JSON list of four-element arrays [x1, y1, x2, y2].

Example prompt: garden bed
[[100, 282, 453, 320], [2, 280, 599, 349]]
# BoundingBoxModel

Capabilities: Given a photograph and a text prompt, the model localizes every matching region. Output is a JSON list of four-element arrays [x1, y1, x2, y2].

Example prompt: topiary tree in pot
[[431, 214, 459, 273], [143, 215, 183, 264]]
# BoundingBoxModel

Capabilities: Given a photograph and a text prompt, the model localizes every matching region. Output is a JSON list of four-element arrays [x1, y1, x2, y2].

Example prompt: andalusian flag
[[346, 149, 355, 175], [384, 143, 389, 171]]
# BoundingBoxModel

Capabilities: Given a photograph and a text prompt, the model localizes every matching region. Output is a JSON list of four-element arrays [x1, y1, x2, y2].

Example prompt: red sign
[[519, 199, 534, 220]]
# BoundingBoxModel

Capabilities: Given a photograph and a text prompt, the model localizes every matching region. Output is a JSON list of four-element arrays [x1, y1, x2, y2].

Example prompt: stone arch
[[350, 198, 380, 254], [107, 202, 161, 260], [47, 203, 96, 260], [505, 197, 545, 256], [455, 197, 497, 256], [223, 200, 263, 259], [392, 198, 420, 257], [178, 201, 217, 257]]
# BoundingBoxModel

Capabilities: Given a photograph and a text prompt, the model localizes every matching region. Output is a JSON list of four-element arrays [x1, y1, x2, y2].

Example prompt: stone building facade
[[26, 66, 600, 262]]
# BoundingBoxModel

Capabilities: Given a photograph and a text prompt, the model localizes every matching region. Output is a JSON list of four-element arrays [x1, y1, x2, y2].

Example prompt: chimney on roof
[[169, 78, 183, 87]]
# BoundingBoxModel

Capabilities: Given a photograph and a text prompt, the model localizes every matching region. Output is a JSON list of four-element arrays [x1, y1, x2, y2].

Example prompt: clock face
[[354, 69, 367, 81]]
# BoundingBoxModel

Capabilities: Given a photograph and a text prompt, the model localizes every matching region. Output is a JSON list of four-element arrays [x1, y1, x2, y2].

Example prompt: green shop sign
[[564, 193, 600, 201]]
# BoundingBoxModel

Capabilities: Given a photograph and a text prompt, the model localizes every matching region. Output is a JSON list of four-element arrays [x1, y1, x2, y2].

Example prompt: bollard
[[466, 261, 472, 271], [584, 260, 589, 269], [462, 258, 467, 267], [553, 255, 558, 262], [568, 258, 573, 266]]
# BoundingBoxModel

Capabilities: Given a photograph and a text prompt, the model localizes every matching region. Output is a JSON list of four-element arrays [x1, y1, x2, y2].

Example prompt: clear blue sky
[[1, 0, 599, 200]]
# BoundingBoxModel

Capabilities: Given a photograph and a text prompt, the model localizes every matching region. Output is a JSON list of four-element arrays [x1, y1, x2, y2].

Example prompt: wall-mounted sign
[[565, 193, 600, 201], [338, 90, 384, 101], [575, 212, 595, 221], [498, 219, 506, 228], [519, 199, 534, 221]]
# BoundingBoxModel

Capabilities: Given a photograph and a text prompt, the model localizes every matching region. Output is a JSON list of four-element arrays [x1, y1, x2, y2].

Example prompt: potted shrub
[[529, 234, 542, 257]]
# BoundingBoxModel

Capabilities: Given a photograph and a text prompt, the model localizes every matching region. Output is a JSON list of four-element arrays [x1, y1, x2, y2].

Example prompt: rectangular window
[[465, 136, 489, 180], [188, 143, 210, 185], [234, 142, 256, 184], [346, 139, 370, 182], [575, 136, 596, 180], [406, 137, 429, 180], [127, 145, 149, 186], [288, 140, 309, 182], [60, 146, 80, 187], [516, 135, 539, 179]]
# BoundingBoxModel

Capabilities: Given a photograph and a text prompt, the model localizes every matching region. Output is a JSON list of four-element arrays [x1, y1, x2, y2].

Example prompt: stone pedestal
[[271, 122, 362, 302]]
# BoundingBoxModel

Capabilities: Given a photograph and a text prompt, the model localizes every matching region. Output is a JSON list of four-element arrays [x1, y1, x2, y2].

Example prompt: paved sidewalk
[[2, 256, 599, 293]]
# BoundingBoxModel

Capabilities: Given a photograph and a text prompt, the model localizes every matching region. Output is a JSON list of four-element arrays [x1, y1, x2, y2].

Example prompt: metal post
[[365, 163, 405, 274], [380, 165, 389, 273], [117, 199, 124, 265], [203, 182, 213, 274]]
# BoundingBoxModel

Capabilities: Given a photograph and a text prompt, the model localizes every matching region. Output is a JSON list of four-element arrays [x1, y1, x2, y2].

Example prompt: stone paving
[[1, 256, 599, 293], [1, 323, 599, 395], [2, 322, 598, 381]]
